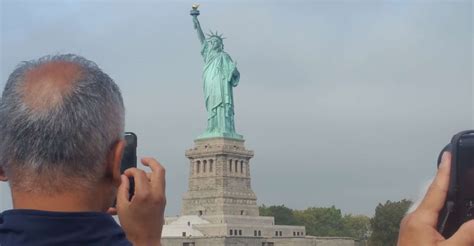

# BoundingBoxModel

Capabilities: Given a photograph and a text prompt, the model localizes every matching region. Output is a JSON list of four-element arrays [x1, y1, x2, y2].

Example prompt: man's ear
[[106, 140, 125, 187], [0, 166, 7, 181]]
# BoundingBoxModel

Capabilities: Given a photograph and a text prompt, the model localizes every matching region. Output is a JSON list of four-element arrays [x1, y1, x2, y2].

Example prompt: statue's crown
[[206, 31, 225, 41]]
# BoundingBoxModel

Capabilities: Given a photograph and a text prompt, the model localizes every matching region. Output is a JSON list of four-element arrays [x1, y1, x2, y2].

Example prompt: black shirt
[[0, 209, 132, 246]]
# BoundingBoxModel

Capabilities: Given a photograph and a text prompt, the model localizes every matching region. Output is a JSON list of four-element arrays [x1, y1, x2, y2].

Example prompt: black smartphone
[[120, 132, 137, 202], [437, 130, 474, 238]]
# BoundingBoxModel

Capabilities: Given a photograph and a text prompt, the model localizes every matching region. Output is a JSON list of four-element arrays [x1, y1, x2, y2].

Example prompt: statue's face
[[208, 37, 223, 51]]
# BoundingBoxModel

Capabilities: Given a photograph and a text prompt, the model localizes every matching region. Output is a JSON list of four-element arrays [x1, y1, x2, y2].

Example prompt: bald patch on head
[[19, 61, 83, 111]]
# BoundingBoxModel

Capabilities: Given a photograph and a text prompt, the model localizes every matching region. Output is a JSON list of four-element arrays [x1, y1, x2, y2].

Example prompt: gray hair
[[0, 54, 124, 192]]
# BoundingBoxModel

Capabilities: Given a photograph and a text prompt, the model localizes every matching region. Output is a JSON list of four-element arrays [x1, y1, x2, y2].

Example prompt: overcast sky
[[1, 0, 472, 217]]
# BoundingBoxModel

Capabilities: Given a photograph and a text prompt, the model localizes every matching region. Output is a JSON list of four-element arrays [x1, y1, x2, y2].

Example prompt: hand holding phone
[[437, 130, 474, 238], [116, 158, 166, 246], [398, 150, 474, 246]]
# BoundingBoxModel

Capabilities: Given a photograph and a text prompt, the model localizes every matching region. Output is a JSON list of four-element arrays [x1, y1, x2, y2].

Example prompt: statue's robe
[[201, 41, 240, 135]]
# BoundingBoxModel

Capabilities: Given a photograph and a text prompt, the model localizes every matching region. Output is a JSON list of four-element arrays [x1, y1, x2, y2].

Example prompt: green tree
[[369, 199, 412, 246], [259, 204, 370, 241], [259, 204, 299, 225], [342, 214, 371, 240], [294, 206, 345, 236]]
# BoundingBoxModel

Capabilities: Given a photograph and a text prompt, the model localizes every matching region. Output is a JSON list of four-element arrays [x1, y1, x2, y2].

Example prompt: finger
[[116, 175, 130, 208], [124, 168, 151, 199], [442, 220, 474, 246], [141, 158, 166, 187], [141, 158, 166, 200], [417, 152, 451, 223], [106, 207, 117, 215], [141, 158, 165, 175]]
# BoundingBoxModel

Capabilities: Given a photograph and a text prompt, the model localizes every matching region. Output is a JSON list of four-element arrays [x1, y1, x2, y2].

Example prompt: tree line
[[259, 199, 412, 246]]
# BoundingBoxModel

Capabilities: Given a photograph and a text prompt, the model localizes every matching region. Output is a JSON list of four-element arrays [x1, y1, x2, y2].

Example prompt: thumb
[[116, 175, 130, 209], [442, 220, 474, 246]]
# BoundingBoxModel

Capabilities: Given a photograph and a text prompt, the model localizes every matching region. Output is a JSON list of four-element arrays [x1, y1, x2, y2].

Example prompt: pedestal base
[[182, 137, 257, 217]]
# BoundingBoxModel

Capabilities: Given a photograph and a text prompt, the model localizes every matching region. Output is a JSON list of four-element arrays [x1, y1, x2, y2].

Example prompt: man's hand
[[398, 152, 474, 246], [116, 158, 166, 246]]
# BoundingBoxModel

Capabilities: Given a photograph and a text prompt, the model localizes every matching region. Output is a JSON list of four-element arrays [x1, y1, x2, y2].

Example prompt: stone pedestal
[[162, 137, 348, 245], [182, 137, 258, 217]]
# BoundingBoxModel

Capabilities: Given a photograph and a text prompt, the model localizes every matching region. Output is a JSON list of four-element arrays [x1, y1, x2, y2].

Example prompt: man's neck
[[11, 187, 112, 213]]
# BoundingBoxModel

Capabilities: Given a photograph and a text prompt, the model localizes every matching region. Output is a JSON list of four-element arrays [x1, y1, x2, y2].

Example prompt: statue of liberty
[[191, 5, 243, 139]]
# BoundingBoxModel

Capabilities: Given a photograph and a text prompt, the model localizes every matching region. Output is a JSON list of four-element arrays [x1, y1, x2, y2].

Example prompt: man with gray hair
[[0, 54, 166, 246]]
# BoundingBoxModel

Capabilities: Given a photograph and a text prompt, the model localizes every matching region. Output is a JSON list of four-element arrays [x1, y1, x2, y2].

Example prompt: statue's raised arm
[[190, 4, 205, 44]]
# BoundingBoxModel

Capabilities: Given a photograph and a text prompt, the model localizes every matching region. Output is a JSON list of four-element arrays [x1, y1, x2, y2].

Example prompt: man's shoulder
[[0, 209, 132, 246]]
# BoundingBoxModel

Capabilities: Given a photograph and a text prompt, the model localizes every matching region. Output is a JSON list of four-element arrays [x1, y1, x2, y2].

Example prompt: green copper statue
[[191, 4, 242, 139]]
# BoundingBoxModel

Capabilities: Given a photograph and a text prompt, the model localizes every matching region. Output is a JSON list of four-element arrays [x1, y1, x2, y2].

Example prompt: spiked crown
[[206, 31, 226, 42]]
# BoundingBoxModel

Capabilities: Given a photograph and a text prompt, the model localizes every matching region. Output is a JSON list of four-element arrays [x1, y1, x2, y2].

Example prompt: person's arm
[[192, 16, 205, 45], [397, 152, 474, 246], [116, 158, 166, 246]]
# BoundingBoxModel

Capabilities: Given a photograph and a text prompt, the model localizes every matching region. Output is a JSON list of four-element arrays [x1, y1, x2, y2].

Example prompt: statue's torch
[[190, 4, 200, 17]]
